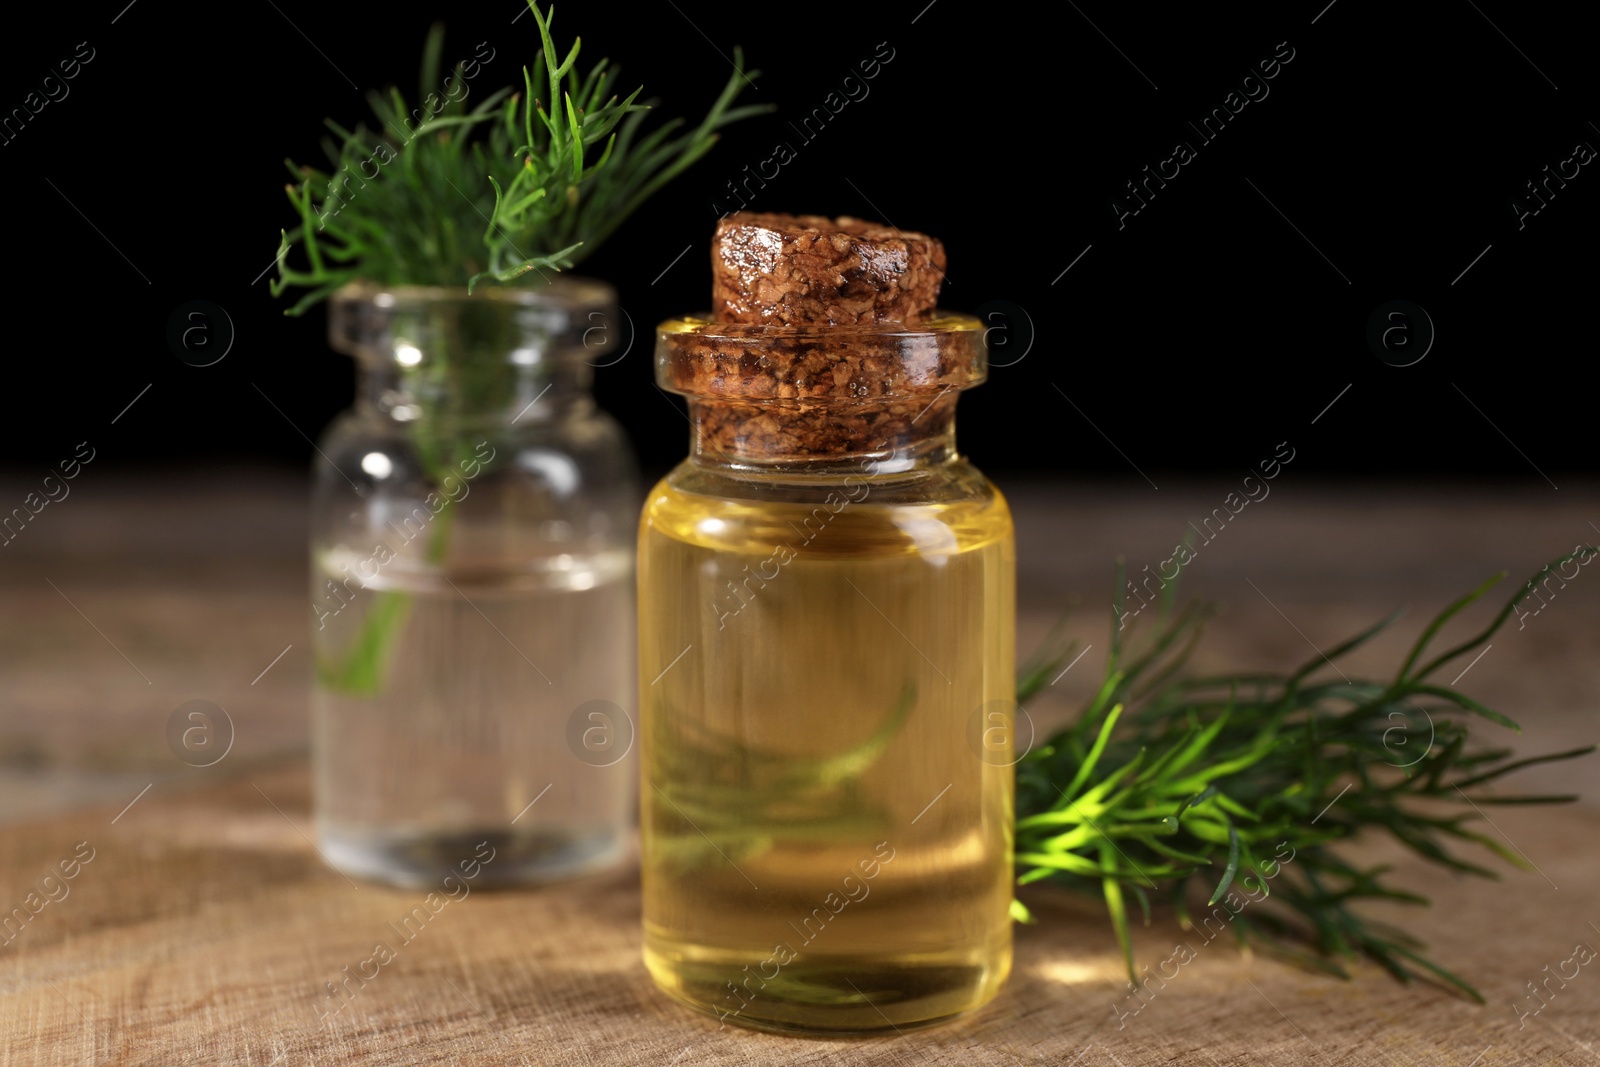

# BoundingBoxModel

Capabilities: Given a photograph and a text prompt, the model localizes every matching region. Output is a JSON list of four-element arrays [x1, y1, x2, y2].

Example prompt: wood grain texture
[[2, 474, 1598, 1064], [2, 770, 1598, 1066]]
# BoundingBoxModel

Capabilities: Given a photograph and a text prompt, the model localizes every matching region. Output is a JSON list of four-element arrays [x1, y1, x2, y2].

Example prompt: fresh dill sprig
[[1016, 554, 1596, 1001], [271, 2, 767, 313], [649, 687, 915, 873], [280, 4, 765, 695]]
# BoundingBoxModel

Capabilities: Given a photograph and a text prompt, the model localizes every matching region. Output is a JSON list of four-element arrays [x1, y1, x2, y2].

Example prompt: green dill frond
[[1017, 550, 1598, 1000], [271, 4, 767, 314]]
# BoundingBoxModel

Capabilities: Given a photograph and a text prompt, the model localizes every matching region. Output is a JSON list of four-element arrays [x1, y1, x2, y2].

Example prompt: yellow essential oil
[[639, 467, 1015, 1033], [642, 214, 1011, 1033]]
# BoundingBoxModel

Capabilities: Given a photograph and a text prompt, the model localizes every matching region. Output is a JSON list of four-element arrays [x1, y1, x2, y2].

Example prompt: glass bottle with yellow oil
[[638, 213, 1015, 1034]]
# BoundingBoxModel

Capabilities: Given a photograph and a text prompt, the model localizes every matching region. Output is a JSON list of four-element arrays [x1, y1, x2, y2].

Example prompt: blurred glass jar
[[310, 280, 638, 888]]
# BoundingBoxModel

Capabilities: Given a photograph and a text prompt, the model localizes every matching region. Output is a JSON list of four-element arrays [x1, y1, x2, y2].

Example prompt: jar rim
[[657, 310, 982, 342], [329, 276, 622, 367], [331, 275, 617, 310], [654, 309, 988, 401]]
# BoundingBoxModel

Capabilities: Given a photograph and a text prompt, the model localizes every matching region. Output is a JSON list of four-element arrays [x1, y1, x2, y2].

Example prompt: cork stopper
[[711, 212, 946, 325], [658, 213, 983, 462]]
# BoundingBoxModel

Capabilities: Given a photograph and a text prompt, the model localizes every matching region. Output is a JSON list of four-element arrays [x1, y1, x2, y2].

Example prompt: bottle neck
[[357, 352, 594, 427], [655, 310, 987, 479], [685, 391, 960, 476], [330, 280, 618, 429]]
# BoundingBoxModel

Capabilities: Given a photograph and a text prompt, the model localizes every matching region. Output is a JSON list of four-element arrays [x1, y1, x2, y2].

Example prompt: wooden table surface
[[2, 471, 1597, 1066]]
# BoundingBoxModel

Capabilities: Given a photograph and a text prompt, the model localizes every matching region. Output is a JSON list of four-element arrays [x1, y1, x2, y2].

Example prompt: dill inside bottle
[[639, 213, 1016, 1033]]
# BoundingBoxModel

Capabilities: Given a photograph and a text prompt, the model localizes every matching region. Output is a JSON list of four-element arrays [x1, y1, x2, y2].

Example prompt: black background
[[0, 0, 1592, 484]]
